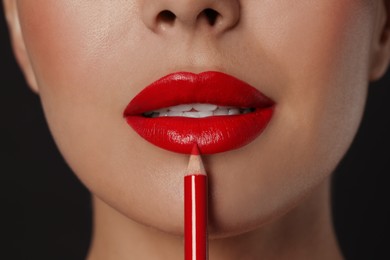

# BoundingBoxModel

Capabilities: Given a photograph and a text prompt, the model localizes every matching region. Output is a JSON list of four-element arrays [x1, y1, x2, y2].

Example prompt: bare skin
[[3, 0, 390, 259], [88, 180, 342, 260]]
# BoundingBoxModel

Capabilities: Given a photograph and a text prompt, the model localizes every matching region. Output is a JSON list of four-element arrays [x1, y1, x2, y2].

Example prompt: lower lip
[[125, 107, 274, 154]]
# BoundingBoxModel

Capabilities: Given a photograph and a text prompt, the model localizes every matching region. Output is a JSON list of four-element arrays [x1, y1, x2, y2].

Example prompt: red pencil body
[[185, 174, 208, 260]]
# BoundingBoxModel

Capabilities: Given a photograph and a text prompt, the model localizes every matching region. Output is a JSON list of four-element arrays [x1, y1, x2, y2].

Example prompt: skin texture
[[3, 0, 390, 259]]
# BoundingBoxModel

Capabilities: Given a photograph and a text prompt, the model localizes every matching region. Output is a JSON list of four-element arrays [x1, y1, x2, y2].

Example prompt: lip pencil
[[185, 145, 208, 260]]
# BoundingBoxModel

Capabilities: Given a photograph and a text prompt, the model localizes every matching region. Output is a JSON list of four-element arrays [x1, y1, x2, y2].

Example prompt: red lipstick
[[124, 71, 274, 154]]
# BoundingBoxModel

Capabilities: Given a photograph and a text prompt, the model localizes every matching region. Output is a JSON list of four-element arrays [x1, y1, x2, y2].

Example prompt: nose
[[141, 0, 240, 34]]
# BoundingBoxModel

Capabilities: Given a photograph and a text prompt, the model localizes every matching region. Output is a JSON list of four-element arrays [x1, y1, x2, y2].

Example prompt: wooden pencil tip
[[186, 145, 206, 176]]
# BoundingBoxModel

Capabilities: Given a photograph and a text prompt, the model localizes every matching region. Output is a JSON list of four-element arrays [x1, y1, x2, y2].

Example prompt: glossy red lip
[[124, 71, 275, 154]]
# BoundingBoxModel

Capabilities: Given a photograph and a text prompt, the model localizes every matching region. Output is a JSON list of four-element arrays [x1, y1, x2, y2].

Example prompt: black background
[[1, 3, 389, 260]]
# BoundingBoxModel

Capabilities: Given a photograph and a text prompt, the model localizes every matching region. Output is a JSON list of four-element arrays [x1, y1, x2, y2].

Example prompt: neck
[[87, 178, 343, 260]]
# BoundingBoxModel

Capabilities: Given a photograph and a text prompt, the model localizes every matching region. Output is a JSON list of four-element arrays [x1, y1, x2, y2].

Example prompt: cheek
[[17, 1, 188, 232], [244, 0, 374, 161], [275, 0, 372, 162], [17, 0, 142, 156], [206, 1, 375, 231], [17, 1, 141, 90], [16, 1, 134, 164]]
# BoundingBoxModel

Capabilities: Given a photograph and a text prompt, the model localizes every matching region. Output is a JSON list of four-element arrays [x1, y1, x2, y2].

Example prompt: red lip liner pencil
[[185, 145, 208, 260]]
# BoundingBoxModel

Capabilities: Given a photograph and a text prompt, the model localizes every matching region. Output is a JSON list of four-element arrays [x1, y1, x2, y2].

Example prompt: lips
[[124, 71, 275, 154]]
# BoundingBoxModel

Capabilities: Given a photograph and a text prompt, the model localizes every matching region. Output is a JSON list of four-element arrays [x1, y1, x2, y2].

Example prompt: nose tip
[[142, 0, 240, 34]]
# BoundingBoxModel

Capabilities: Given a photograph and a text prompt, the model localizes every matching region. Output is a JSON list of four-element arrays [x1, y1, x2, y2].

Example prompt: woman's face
[[7, 0, 388, 236]]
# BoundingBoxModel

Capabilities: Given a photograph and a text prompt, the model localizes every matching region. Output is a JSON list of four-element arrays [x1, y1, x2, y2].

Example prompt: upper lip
[[124, 71, 274, 116]]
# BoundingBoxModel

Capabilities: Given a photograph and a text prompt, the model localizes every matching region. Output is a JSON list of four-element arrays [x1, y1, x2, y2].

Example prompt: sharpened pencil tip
[[186, 145, 206, 176], [191, 143, 200, 155]]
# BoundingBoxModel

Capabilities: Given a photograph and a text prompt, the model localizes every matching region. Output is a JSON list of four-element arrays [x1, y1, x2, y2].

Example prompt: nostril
[[153, 7, 227, 30], [201, 8, 219, 26], [157, 10, 176, 25]]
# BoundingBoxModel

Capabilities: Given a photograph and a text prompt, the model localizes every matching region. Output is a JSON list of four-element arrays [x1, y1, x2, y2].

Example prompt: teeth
[[183, 112, 201, 118], [183, 111, 213, 118], [169, 104, 192, 112], [143, 103, 254, 118], [213, 108, 229, 116], [192, 103, 218, 112], [198, 111, 214, 117], [167, 111, 184, 117], [156, 108, 169, 117], [228, 108, 240, 115]]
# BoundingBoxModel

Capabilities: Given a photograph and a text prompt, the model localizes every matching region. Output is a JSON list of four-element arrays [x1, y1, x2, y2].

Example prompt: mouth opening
[[142, 103, 256, 118]]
